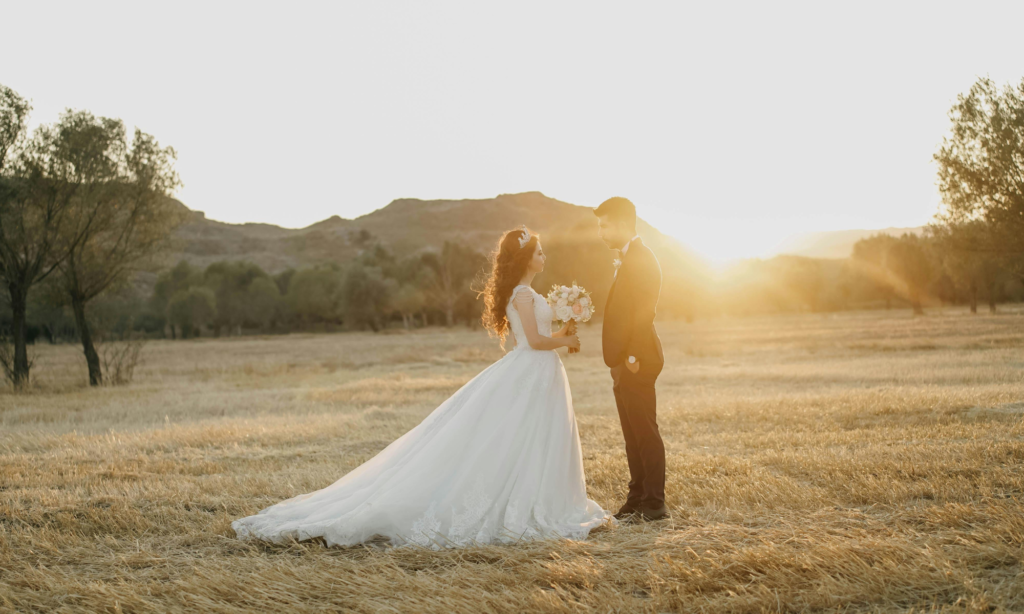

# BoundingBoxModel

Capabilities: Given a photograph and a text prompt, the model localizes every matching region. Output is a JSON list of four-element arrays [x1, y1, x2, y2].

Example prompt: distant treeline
[[0, 227, 704, 340], [712, 232, 1023, 316], [4, 76, 1024, 387], [7, 226, 1023, 349], [0, 240, 489, 340]]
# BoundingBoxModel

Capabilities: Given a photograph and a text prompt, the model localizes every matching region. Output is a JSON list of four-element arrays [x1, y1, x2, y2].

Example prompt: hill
[[165, 191, 701, 274], [153, 191, 709, 320]]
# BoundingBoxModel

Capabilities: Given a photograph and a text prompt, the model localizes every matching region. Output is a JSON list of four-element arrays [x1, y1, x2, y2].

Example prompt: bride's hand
[[565, 333, 581, 351]]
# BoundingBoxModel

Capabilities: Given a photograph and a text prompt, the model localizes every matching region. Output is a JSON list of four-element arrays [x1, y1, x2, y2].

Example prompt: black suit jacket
[[602, 237, 665, 380]]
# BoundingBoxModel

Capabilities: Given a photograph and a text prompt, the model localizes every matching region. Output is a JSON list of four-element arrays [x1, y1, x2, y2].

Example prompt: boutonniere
[[613, 258, 622, 273]]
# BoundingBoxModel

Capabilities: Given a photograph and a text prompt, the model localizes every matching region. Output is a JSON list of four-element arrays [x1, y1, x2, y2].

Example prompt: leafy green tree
[[934, 77, 1024, 275], [934, 223, 1005, 313], [273, 268, 295, 296], [851, 233, 940, 314], [151, 260, 200, 337], [0, 85, 74, 385], [86, 285, 148, 340], [51, 112, 182, 385], [203, 261, 270, 336], [341, 263, 395, 332], [393, 283, 425, 329], [246, 276, 280, 331], [884, 234, 934, 315], [0, 85, 29, 170], [285, 266, 342, 326], [167, 287, 216, 338]]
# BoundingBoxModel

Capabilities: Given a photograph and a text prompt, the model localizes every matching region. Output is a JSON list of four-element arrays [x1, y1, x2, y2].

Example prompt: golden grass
[[2, 307, 1023, 613]]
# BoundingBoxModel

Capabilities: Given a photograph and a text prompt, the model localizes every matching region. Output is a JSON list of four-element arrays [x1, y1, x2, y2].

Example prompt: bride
[[232, 226, 614, 549]]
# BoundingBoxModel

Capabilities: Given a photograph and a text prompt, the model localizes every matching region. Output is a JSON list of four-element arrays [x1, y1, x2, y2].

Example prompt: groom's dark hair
[[593, 197, 637, 230]]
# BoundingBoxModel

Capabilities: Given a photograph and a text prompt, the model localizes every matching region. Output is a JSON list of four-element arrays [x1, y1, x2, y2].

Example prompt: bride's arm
[[513, 291, 579, 351]]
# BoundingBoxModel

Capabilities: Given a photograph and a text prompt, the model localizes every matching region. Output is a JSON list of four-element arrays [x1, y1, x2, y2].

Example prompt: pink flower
[[572, 302, 583, 315]]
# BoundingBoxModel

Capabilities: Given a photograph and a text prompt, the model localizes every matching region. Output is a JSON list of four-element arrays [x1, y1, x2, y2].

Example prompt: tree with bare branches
[[420, 241, 486, 327]]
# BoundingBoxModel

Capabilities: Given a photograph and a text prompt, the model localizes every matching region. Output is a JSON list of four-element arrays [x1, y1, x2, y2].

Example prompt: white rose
[[582, 307, 592, 320], [557, 306, 572, 321], [557, 297, 568, 308], [579, 297, 589, 307]]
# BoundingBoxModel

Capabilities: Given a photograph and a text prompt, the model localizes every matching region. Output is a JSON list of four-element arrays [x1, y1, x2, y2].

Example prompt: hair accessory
[[517, 226, 532, 249]]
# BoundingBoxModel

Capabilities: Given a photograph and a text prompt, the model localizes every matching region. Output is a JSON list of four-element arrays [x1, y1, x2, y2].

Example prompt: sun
[[665, 223, 787, 268]]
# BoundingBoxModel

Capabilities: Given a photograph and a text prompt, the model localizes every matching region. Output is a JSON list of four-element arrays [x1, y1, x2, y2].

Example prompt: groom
[[594, 197, 668, 522]]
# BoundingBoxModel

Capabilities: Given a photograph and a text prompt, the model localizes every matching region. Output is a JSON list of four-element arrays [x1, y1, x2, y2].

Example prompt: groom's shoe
[[640, 503, 670, 522], [614, 503, 641, 521]]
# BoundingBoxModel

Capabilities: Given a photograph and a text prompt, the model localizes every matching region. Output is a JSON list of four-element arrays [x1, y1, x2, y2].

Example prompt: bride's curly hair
[[481, 227, 539, 347]]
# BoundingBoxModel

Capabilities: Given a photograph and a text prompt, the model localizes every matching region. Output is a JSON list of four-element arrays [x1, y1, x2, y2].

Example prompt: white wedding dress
[[232, 284, 612, 549]]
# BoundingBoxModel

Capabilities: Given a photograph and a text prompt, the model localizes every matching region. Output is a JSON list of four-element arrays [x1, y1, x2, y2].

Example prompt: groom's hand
[[625, 357, 639, 374]]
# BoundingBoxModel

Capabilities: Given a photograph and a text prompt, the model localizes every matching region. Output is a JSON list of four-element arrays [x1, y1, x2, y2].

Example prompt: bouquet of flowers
[[546, 283, 594, 354]]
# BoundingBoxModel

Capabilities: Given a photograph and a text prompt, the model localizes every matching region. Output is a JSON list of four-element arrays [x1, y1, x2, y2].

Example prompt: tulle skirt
[[231, 346, 613, 549]]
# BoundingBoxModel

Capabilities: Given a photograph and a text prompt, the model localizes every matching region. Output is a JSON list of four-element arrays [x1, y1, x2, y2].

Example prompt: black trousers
[[611, 364, 665, 507]]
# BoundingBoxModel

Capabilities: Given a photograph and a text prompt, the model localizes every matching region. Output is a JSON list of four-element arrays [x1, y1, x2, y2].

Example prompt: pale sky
[[4, 1, 1022, 262]]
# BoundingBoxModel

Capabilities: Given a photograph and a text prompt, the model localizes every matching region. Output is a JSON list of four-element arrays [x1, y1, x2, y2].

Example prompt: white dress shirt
[[620, 234, 640, 256], [614, 235, 640, 279]]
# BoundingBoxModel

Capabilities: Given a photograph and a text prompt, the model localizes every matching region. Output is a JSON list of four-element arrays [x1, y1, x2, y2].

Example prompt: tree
[[934, 77, 1024, 275], [0, 87, 85, 385], [852, 233, 935, 314], [420, 241, 486, 327], [246, 276, 280, 332], [933, 222, 1004, 313], [454, 287, 484, 327], [0, 85, 29, 171], [884, 235, 934, 315], [341, 263, 395, 332], [771, 256, 824, 312], [393, 284, 425, 330], [0, 85, 36, 385], [285, 266, 343, 327], [52, 111, 182, 385], [851, 234, 901, 309], [151, 260, 200, 338], [28, 277, 76, 344], [204, 261, 270, 336], [273, 268, 295, 296], [167, 287, 216, 338]]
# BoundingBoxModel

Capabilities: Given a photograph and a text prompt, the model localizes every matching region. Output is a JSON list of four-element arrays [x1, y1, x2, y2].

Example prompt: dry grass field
[[3, 308, 1024, 613]]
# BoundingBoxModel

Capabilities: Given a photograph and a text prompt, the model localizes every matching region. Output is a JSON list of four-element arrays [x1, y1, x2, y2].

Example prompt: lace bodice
[[507, 285, 553, 349]]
